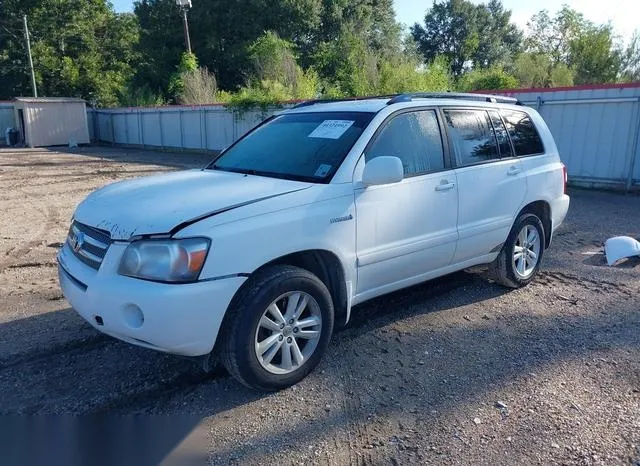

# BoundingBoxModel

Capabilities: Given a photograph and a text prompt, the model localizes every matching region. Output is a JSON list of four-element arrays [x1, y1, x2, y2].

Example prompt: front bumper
[[57, 242, 246, 357]]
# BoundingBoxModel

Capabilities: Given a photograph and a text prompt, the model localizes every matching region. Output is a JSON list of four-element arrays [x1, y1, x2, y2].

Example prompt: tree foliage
[[0, 0, 636, 107], [411, 0, 521, 77], [512, 53, 574, 88], [621, 33, 640, 82], [569, 25, 622, 85], [217, 31, 319, 109], [458, 66, 518, 91], [0, 0, 139, 106], [523, 6, 626, 86]]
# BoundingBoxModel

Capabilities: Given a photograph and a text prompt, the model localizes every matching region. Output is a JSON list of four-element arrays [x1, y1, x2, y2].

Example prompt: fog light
[[123, 304, 144, 329]]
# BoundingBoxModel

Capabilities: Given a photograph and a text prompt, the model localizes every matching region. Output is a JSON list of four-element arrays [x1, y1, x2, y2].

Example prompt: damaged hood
[[73, 169, 311, 240]]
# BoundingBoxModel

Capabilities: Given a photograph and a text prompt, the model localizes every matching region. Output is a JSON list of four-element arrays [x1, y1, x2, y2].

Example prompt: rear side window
[[443, 109, 499, 166], [366, 110, 445, 176], [489, 111, 513, 157], [501, 110, 545, 156]]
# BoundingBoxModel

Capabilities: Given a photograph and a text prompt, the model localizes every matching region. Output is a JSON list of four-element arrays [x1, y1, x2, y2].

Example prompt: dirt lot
[[1, 147, 639, 465]]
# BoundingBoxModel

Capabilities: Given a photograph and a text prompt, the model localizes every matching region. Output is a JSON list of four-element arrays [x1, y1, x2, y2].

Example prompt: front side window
[[443, 109, 500, 166], [501, 110, 545, 156], [210, 112, 375, 182], [365, 110, 445, 176]]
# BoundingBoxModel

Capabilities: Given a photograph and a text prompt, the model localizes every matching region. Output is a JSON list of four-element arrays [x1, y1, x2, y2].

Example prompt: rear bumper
[[57, 243, 245, 357], [550, 194, 570, 238]]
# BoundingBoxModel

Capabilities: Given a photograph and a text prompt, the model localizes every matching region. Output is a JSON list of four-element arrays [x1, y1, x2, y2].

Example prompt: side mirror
[[362, 156, 404, 186]]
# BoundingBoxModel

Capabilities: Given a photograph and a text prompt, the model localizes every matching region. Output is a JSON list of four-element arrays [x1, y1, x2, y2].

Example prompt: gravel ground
[[0, 147, 639, 465]]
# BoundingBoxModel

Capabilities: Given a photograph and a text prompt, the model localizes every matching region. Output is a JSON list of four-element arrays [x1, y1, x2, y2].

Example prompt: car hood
[[73, 169, 312, 240]]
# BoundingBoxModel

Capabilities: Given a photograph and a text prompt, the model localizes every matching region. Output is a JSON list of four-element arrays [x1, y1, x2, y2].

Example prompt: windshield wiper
[[211, 165, 263, 176], [209, 164, 319, 183]]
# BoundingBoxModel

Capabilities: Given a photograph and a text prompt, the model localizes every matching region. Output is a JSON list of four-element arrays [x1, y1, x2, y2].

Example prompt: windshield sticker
[[314, 164, 332, 177], [308, 120, 354, 139]]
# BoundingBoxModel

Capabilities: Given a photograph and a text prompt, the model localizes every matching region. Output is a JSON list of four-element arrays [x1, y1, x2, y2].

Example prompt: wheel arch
[[225, 249, 349, 329], [258, 250, 349, 327], [517, 200, 552, 248]]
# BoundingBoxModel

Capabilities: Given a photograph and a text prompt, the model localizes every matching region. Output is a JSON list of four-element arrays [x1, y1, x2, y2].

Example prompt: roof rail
[[293, 95, 400, 109], [386, 92, 522, 106]]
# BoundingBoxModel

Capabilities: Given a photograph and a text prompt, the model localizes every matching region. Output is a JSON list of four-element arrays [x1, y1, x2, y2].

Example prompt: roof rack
[[292, 95, 399, 109], [386, 92, 522, 106]]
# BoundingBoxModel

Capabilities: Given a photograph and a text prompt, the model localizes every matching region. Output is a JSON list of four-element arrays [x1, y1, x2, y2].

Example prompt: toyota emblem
[[71, 232, 85, 253]]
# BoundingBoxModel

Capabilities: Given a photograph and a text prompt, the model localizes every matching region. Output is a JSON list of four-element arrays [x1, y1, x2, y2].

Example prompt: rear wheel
[[488, 213, 545, 288], [220, 265, 334, 391]]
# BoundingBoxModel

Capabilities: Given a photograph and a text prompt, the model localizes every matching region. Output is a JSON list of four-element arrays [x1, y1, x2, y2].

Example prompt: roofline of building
[[13, 97, 87, 103]]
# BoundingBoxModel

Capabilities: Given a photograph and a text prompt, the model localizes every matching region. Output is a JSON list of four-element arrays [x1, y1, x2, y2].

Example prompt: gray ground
[[0, 147, 639, 465]]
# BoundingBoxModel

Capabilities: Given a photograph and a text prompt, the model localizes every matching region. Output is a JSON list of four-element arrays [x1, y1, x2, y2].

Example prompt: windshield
[[209, 111, 375, 182]]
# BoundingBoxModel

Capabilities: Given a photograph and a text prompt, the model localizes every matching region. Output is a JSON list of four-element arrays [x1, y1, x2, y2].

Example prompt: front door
[[354, 109, 458, 298]]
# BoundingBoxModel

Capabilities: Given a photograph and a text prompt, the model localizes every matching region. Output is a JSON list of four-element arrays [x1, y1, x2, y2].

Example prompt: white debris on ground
[[604, 236, 640, 266]]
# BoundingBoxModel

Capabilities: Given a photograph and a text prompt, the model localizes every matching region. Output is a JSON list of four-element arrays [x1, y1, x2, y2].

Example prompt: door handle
[[435, 182, 455, 192], [507, 166, 521, 176]]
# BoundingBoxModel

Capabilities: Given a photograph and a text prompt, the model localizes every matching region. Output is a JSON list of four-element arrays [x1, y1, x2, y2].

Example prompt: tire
[[488, 213, 546, 288], [219, 265, 334, 391]]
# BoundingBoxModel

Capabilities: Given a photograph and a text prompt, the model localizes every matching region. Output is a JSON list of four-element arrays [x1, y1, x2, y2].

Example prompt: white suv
[[58, 93, 570, 390]]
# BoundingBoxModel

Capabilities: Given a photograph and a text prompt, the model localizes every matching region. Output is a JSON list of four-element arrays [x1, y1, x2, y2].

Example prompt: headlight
[[118, 238, 210, 283]]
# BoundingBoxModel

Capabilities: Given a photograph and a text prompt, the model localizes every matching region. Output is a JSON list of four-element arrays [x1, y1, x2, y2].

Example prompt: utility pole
[[175, 0, 192, 53], [181, 8, 191, 53], [23, 15, 37, 97]]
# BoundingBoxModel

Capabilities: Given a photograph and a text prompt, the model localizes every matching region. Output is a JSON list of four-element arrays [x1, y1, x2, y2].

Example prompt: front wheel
[[488, 213, 545, 288], [220, 265, 334, 391]]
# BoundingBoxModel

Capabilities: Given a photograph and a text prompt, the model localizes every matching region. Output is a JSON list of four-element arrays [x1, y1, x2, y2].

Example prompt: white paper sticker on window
[[308, 120, 354, 139], [314, 164, 332, 177]]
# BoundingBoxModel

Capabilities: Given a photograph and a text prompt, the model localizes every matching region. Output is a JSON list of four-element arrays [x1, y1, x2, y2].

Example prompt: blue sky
[[112, 0, 638, 42]]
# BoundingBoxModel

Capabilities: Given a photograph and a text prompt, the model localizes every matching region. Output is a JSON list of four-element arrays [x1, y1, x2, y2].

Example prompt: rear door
[[442, 108, 527, 264], [354, 109, 458, 296]]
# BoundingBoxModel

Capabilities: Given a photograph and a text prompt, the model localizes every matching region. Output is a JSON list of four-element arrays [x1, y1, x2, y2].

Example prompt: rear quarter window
[[501, 110, 545, 156]]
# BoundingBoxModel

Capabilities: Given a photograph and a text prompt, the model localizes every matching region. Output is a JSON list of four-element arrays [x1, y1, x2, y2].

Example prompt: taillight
[[562, 164, 568, 194]]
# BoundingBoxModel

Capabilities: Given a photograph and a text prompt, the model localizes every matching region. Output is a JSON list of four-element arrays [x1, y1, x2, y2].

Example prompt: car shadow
[[2, 269, 639, 464], [582, 251, 640, 268]]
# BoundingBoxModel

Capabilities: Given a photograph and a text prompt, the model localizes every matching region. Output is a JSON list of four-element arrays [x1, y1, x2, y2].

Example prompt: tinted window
[[501, 110, 545, 156], [366, 110, 445, 176], [489, 111, 513, 157], [211, 112, 374, 182], [444, 109, 499, 166]]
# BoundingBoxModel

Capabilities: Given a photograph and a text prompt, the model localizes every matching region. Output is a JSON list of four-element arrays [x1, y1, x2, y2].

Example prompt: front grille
[[67, 221, 111, 270]]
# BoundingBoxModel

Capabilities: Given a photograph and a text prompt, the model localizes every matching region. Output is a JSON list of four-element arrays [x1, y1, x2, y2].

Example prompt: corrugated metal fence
[[3, 84, 640, 190], [86, 104, 289, 153], [493, 84, 640, 191]]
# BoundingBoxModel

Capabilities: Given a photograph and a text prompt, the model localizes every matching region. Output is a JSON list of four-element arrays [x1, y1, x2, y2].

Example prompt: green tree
[[474, 0, 522, 68], [133, 0, 401, 95], [0, 0, 139, 106], [458, 66, 518, 91], [569, 25, 622, 84], [525, 6, 585, 65], [167, 51, 198, 99], [378, 56, 452, 94], [411, 0, 521, 77], [217, 32, 319, 109], [132, 0, 183, 99], [621, 32, 640, 82], [313, 28, 380, 97], [524, 6, 625, 85], [512, 53, 574, 88]]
